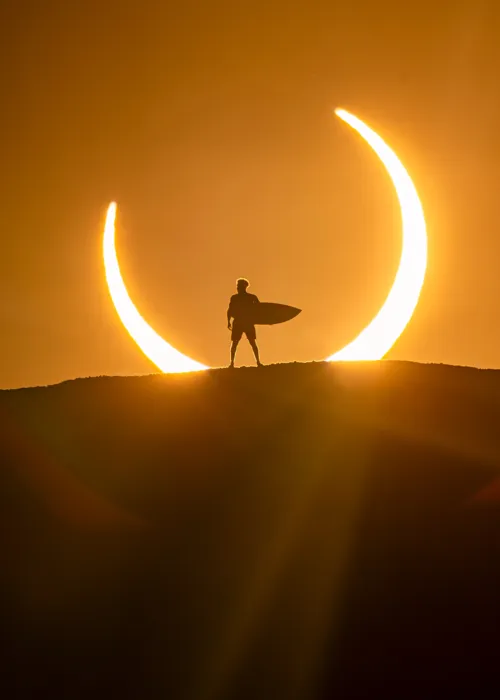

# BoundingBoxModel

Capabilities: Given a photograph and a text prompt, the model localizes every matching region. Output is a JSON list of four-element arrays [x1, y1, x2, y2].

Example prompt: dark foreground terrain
[[2, 360, 500, 699]]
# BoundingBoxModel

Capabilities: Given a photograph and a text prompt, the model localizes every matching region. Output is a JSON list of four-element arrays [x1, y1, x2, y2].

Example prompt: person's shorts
[[231, 323, 256, 342]]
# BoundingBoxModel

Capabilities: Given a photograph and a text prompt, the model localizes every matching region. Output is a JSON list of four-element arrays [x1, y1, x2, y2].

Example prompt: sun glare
[[103, 203, 207, 373], [327, 109, 428, 361], [103, 109, 427, 371]]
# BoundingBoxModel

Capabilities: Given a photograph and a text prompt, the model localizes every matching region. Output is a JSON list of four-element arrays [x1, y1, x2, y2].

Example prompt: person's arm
[[227, 301, 233, 329]]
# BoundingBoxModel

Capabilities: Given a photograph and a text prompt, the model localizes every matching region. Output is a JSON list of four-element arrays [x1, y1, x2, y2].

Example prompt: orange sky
[[1, 0, 500, 388]]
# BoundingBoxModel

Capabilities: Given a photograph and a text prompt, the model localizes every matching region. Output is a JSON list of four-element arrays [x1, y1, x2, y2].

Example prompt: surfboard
[[251, 302, 301, 326]]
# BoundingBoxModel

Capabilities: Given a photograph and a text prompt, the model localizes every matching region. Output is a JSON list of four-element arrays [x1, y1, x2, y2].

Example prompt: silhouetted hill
[[2, 361, 500, 699]]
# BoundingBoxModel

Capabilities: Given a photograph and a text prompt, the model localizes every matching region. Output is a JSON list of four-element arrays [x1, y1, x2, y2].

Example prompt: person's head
[[236, 278, 249, 293]]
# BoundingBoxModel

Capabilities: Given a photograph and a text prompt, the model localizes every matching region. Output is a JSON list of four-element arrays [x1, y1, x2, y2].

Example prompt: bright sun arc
[[328, 109, 427, 361], [103, 203, 207, 373], [103, 108, 427, 371]]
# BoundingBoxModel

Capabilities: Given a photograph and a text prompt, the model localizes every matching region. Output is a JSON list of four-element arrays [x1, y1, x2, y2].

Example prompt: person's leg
[[230, 324, 243, 367], [249, 339, 262, 366], [230, 339, 239, 367]]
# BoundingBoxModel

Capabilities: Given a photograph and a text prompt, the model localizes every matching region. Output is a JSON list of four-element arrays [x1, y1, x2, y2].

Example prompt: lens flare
[[327, 109, 427, 361], [103, 109, 427, 371], [103, 203, 207, 373]]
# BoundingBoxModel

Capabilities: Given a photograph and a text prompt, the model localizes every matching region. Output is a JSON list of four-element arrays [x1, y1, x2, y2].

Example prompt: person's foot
[[228, 362, 235, 368], [257, 361, 264, 367]]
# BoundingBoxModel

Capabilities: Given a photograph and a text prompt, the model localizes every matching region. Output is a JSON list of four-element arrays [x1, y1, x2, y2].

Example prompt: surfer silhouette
[[227, 278, 262, 368]]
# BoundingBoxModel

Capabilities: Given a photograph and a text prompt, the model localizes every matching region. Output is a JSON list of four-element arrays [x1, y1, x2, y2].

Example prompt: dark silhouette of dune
[[2, 360, 500, 699]]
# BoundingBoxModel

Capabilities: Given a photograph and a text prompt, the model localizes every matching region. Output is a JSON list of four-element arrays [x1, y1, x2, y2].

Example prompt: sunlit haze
[[3, 1, 500, 388]]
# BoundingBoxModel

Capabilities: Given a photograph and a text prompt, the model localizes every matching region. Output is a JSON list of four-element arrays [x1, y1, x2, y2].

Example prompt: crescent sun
[[103, 108, 427, 371]]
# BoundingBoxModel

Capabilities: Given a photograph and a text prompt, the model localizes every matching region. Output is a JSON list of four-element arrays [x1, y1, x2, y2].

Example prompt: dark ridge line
[[1, 358, 499, 393]]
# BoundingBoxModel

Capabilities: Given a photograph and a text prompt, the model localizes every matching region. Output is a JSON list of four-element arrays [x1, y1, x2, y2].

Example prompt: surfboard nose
[[252, 303, 302, 326]]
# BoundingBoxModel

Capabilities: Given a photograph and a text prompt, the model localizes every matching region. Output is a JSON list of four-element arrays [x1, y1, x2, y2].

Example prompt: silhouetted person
[[227, 278, 262, 368]]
